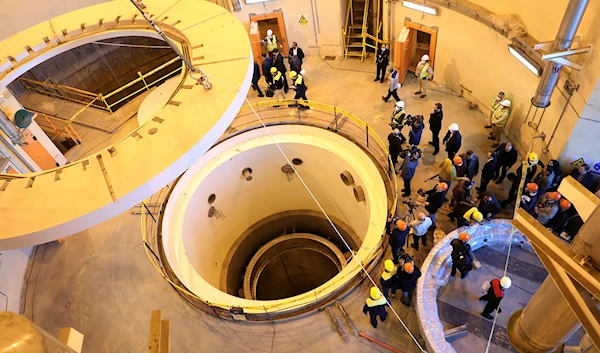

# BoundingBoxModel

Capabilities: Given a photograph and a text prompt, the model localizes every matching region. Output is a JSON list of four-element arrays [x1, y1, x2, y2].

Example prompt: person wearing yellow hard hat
[[489, 99, 511, 148], [457, 204, 484, 228], [450, 232, 474, 278], [362, 286, 388, 328], [516, 152, 545, 184], [396, 261, 421, 307], [269, 66, 286, 105], [380, 259, 398, 298], [288, 71, 309, 110], [387, 219, 409, 263]]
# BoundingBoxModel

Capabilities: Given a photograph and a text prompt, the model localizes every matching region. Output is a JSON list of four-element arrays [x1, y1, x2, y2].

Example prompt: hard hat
[[421, 54, 429, 61], [270, 67, 278, 73], [267, 29, 273, 36], [437, 182, 449, 191], [403, 262, 414, 274], [560, 199, 572, 209], [500, 276, 512, 289], [370, 286, 381, 300], [453, 156, 463, 166], [526, 183, 539, 193], [396, 101, 405, 108], [449, 123, 459, 131], [458, 232, 471, 242], [500, 100, 511, 107], [288, 71, 297, 78], [473, 211, 484, 222], [528, 152, 539, 164], [549, 191, 562, 200], [384, 259, 395, 272], [396, 219, 407, 231]]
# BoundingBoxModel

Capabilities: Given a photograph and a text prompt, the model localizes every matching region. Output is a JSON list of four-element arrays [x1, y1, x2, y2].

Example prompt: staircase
[[343, 0, 370, 61]]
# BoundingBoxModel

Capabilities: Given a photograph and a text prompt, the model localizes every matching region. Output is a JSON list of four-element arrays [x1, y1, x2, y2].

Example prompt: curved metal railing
[[140, 99, 398, 320]]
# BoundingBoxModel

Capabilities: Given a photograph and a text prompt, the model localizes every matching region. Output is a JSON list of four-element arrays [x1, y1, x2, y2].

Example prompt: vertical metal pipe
[[0, 109, 24, 145], [532, 0, 590, 108]]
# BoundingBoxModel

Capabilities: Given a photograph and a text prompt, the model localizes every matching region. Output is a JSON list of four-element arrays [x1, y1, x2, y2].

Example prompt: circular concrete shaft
[[244, 233, 347, 300]]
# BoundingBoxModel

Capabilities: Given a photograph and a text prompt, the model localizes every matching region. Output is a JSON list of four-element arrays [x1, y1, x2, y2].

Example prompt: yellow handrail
[[139, 100, 399, 312]]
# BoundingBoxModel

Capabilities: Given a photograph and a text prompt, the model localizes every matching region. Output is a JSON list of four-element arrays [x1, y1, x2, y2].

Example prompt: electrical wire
[[91, 41, 172, 49]]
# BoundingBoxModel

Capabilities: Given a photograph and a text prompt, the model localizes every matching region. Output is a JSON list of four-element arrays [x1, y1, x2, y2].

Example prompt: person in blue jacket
[[363, 287, 388, 328]]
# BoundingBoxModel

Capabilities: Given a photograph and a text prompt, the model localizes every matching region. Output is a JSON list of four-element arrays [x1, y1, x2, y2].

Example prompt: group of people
[[253, 30, 308, 107]]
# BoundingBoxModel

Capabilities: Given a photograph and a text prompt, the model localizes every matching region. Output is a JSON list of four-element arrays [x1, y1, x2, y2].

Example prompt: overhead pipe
[[531, 0, 590, 108], [0, 109, 25, 146]]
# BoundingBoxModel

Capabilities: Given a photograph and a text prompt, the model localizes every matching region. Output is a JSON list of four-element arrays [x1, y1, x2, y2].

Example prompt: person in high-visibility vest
[[489, 100, 511, 148], [362, 287, 388, 328], [289, 71, 308, 109], [263, 29, 280, 54], [269, 67, 286, 105], [415, 54, 433, 98], [485, 92, 505, 128]]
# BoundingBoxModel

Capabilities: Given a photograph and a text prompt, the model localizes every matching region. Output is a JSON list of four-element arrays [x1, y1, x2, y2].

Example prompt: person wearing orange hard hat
[[521, 182, 540, 214], [419, 182, 448, 232], [396, 261, 421, 307], [450, 232, 474, 278], [535, 191, 561, 225], [363, 287, 388, 328], [438, 155, 470, 191], [547, 198, 573, 235], [387, 219, 409, 263]]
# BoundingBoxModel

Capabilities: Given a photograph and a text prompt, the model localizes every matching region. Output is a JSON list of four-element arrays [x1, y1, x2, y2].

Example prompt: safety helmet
[[453, 156, 463, 166], [396, 101, 405, 108], [528, 152, 539, 164], [370, 286, 381, 300], [437, 182, 449, 191], [458, 232, 471, 242], [500, 276, 512, 289], [267, 29, 273, 36], [449, 123, 459, 131], [549, 191, 562, 201], [396, 219, 407, 231], [270, 67, 278, 73], [288, 71, 297, 78], [500, 100, 511, 107], [421, 54, 429, 61], [526, 183, 539, 194], [560, 199, 572, 209], [384, 259, 395, 272], [403, 262, 415, 274], [473, 211, 484, 222]]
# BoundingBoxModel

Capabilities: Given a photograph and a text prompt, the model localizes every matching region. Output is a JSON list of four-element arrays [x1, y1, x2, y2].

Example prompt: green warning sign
[[298, 15, 309, 26], [570, 157, 586, 167]]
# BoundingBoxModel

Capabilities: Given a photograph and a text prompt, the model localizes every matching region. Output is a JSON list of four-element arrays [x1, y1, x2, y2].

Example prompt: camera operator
[[409, 213, 432, 251], [409, 115, 425, 146], [399, 145, 421, 197], [417, 182, 448, 232]]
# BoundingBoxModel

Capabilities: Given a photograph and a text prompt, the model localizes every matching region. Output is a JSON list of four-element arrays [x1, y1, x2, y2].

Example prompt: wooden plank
[[325, 306, 348, 343], [359, 332, 404, 353], [148, 310, 162, 353], [160, 320, 171, 353]]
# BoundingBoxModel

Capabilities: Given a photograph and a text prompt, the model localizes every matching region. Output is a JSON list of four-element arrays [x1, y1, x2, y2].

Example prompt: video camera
[[399, 145, 422, 160]]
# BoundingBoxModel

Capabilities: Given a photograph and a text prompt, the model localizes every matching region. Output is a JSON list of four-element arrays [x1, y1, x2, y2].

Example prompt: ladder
[[343, 0, 370, 61]]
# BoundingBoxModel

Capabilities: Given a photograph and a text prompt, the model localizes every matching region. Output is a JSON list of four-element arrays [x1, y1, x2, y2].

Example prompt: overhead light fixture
[[508, 44, 542, 76], [402, 1, 437, 15]]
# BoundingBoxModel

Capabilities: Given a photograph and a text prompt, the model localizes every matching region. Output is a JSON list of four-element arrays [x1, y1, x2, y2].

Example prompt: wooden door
[[395, 27, 414, 85], [20, 129, 58, 170], [249, 13, 289, 66]]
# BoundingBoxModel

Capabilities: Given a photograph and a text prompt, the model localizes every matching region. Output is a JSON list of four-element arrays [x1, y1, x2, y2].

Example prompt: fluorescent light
[[402, 1, 437, 15], [508, 45, 542, 76]]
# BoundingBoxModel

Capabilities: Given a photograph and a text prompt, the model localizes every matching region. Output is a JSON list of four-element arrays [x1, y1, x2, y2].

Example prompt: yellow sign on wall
[[570, 157, 586, 168], [298, 15, 309, 26]]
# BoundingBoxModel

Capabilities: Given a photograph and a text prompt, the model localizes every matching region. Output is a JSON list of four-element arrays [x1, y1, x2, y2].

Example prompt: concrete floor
[[23, 56, 555, 353]]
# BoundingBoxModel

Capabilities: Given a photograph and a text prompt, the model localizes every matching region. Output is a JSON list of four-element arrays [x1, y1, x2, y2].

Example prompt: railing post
[[297, 102, 301, 122], [334, 107, 338, 130], [139, 71, 150, 91], [101, 94, 113, 114], [366, 124, 369, 148]]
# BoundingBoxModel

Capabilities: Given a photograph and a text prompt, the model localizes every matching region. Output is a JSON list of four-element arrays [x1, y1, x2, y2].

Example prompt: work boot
[[374, 77, 379, 82], [382, 96, 388, 102], [380, 79, 384, 83], [402, 192, 410, 197], [420, 94, 427, 98], [428, 141, 434, 146], [450, 271, 456, 277], [488, 136, 495, 140], [258, 93, 264, 97], [484, 125, 492, 129], [414, 91, 421, 95], [411, 243, 419, 250], [481, 313, 494, 320], [498, 308, 502, 313], [479, 296, 486, 301]]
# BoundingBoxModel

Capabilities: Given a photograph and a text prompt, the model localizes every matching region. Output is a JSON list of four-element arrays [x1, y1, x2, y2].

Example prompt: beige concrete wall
[[0, 247, 33, 312], [231, 0, 344, 56], [388, 0, 600, 166]]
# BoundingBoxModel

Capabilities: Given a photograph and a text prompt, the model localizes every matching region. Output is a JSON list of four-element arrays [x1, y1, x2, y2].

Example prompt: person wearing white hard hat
[[489, 99, 511, 148], [382, 65, 402, 103], [390, 101, 408, 131], [415, 54, 433, 98], [263, 29, 281, 54], [443, 123, 462, 159], [480, 276, 511, 320], [485, 91, 505, 128]]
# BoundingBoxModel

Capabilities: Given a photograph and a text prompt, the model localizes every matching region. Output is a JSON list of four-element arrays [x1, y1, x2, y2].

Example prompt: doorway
[[394, 21, 437, 85], [249, 13, 289, 66]]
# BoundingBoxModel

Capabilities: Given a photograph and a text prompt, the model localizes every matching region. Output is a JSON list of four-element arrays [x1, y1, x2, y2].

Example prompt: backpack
[[455, 244, 472, 272]]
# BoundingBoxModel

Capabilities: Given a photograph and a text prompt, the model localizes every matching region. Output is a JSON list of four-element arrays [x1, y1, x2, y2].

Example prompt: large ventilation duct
[[0, 109, 25, 146], [531, 0, 590, 108]]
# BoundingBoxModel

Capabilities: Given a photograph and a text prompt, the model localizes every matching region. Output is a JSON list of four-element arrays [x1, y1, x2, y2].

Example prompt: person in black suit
[[251, 61, 264, 97], [272, 49, 288, 93], [374, 44, 390, 83], [428, 103, 443, 155], [571, 164, 594, 190], [261, 53, 273, 86], [288, 42, 305, 64], [477, 151, 497, 193], [442, 123, 461, 160], [492, 142, 518, 183]]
